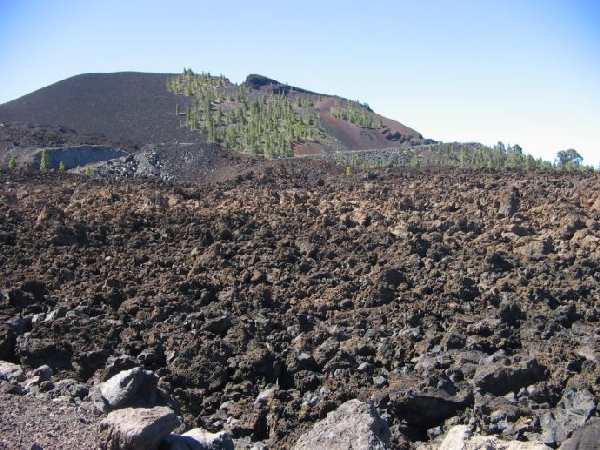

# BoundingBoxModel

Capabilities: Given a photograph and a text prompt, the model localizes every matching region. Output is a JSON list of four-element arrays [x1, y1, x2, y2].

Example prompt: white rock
[[469, 435, 552, 449], [253, 387, 276, 407], [100, 406, 179, 450], [292, 399, 390, 450], [0, 361, 23, 382], [435, 425, 552, 450], [438, 425, 471, 450], [162, 428, 234, 450], [99, 367, 156, 408]]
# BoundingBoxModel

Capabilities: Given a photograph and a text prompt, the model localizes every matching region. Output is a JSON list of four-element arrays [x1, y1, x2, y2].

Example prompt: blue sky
[[1, 0, 599, 164]]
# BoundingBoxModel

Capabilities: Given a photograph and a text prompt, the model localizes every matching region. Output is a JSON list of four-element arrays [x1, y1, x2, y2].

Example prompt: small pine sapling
[[39, 150, 49, 173]]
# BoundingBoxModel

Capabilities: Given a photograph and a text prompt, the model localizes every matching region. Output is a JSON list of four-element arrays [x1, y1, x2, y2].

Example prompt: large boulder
[[541, 388, 596, 445], [96, 367, 158, 411], [162, 428, 234, 450], [559, 417, 600, 450], [99, 406, 179, 450], [292, 399, 391, 450]]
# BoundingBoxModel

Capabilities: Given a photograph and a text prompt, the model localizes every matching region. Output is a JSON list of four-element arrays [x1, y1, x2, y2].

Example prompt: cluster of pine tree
[[330, 100, 383, 128], [167, 69, 322, 158], [422, 143, 553, 170], [225, 95, 321, 157], [332, 142, 567, 172], [166, 68, 229, 98]]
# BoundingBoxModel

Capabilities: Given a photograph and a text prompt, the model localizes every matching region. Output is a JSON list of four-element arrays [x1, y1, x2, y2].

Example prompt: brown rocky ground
[[0, 391, 101, 449], [1, 164, 600, 449]]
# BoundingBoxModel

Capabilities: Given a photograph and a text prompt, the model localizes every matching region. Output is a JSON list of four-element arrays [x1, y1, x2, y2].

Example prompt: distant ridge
[[0, 71, 423, 152]]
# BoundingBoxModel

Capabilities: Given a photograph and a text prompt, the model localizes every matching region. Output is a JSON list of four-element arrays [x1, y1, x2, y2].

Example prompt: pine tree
[[39, 150, 49, 173], [59, 161, 66, 173], [7, 156, 16, 172]]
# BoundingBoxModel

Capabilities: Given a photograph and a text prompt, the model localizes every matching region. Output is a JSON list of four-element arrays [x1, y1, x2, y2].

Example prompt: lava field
[[1, 164, 600, 449]]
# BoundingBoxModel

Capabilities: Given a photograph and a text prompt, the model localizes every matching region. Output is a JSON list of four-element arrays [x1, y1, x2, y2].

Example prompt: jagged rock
[[313, 338, 340, 368], [442, 332, 467, 350], [102, 355, 139, 381], [498, 301, 525, 326], [0, 360, 24, 382], [16, 334, 72, 370], [71, 347, 108, 380], [540, 388, 596, 445], [295, 352, 318, 371], [487, 251, 514, 272], [516, 239, 554, 260], [162, 429, 234, 450], [559, 417, 600, 450], [387, 388, 473, 429], [473, 357, 547, 396], [254, 387, 276, 408], [0, 324, 15, 360], [44, 306, 68, 323], [5, 281, 47, 310], [47, 378, 89, 400], [499, 188, 520, 217], [32, 364, 53, 381], [204, 315, 232, 336], [292, 399, 390, 450], [99, 406, 179, 450], [97, 367, 158, 410], [0, 379, 25, 395]]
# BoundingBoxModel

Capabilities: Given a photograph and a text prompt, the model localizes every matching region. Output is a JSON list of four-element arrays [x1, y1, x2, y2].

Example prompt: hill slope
[[0, 72, 423, 154], [0, 72, 198, 146]]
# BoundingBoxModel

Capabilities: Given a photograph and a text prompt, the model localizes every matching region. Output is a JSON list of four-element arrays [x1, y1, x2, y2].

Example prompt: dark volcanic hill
[[0, 72, 423, 153], [0, 72, 198, 146], [0, 122, 110, 155]]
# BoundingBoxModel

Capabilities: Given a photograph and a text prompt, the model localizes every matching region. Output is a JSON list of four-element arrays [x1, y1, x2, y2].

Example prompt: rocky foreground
[[1, 164, 600, 449]]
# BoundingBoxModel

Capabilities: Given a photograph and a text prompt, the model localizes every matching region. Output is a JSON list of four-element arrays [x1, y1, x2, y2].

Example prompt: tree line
[[167, 69, 323, 158], [330, 99, 383, 128], [330, 143, 593, 173]]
